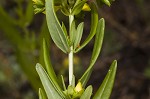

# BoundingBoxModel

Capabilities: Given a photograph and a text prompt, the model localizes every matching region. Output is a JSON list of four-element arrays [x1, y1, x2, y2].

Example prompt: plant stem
[[69, 14, 74, 86], [69, 46, 73, 85]]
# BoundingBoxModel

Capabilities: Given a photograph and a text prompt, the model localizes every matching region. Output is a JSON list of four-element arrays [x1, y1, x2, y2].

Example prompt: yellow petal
[[75, 82, 82, 92], [82, 3, 91, 11]]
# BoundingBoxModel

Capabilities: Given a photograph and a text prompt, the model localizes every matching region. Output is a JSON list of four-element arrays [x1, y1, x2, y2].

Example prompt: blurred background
[[0, 0, 150, 99]]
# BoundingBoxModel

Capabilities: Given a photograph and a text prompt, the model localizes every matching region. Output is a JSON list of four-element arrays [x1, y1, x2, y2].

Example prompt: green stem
[[69, 13, 74, 86]]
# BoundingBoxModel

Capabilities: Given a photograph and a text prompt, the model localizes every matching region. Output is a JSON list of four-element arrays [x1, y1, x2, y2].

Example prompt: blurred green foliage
[[0, 0, 50, 93]]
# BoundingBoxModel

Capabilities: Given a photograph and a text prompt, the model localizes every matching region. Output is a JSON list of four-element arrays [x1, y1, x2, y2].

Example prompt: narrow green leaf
[[71, 1, 86, 15], [102, 0, 111, 6], [43, 39, 65, 95], [61, 0, 70, 16], [93, 60, 117, 99], [80, 85, 93, 99], [71, 75, 75, 88], [15, 50, 42, 92], [39, 88, 47, 99], [67, 85, 75, 96], [62, 22, 68, 37], [75, 2, 98, 53], [68, 0, 75, 7], [46, 0, 70, 53], [38, 19, 50, 66], [0, 8, 22, 45], [61, 75, 67, 91], [43, 39, 58, 83], [25, 0, 33, 26], [79, 19, 105, 87], [90, 19, 105, 66], [61, 7, 70, 16], [61, 0, 68, 8], [36, 63, 65, 99], [34, 7, 45, 14], [73, 22, 84, 50], [74, 0, 81, 7], [0, 6, 17, 25], [70, 20, 76, 45], [61, 22, 70, 45]]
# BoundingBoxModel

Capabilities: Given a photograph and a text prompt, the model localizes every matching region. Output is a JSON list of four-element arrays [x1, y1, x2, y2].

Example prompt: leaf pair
[[74, 3, 98, 53], [70, 21, 84, 50], [46, 0, 99, 54], [68, 2, 99, 53]]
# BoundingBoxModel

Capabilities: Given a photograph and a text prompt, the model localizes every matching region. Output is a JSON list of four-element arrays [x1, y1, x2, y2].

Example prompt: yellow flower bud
[[75, 82, 82, 92], [32, 0, 37, 3], [82, 3, 91, 11]]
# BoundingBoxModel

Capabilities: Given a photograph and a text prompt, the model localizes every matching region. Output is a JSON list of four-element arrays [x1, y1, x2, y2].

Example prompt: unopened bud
[[75, 82, 82, 92], [82, 3, 91, 11]]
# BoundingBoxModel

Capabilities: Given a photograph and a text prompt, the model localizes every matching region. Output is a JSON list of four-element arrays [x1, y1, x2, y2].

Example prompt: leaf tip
[[99, 18, 105, 23], [36, 63, 41, 70], [113, 60, 117, 66], [111, 60, 117, 72], [39, 88, 42, 94], [43, 38, 46, 44]]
